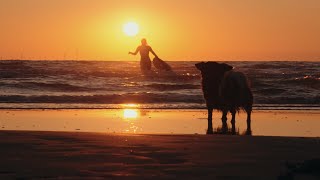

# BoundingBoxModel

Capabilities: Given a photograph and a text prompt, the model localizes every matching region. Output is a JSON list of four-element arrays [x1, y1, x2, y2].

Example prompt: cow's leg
[[230, 108, 236, 135], [245, 105, 252, 135], [221, 109, 228, 133], [207, 107, 214, 134], [221, 109, 227, 123]]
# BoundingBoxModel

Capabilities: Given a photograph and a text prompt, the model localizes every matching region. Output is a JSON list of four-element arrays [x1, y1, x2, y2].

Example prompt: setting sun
[[123, 22, 139, 37]]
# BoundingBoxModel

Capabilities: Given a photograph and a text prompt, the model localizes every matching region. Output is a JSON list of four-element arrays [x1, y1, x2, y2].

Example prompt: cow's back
[[220, 71, 252, 106]]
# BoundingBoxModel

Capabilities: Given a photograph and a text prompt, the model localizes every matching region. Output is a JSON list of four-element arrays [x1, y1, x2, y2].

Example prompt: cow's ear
[[195, 62, 205, 71], [221, 63, 233, 71]]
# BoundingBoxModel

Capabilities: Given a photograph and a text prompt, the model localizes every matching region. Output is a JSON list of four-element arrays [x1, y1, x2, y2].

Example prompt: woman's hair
[[141, 38, 147, 45]]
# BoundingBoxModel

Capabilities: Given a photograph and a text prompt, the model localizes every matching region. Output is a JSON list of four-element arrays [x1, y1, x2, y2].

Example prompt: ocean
[[0, 60, 319, 109]]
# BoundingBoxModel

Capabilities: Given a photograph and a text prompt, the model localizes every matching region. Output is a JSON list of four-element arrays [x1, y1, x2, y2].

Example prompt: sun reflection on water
[[123, 109, 139, 119], [121, 104, 141, 133]]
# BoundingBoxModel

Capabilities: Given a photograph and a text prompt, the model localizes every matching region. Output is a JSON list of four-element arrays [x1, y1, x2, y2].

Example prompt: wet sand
[[0, 130, 319, 179], [1, 109, 320, 137]]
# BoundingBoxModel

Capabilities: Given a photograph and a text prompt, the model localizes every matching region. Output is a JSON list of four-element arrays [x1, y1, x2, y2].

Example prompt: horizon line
[[0, 59, 319, 62]]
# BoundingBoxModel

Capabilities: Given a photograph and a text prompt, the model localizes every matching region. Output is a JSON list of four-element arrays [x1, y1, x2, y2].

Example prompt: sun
[[123, 22, 139, 36]]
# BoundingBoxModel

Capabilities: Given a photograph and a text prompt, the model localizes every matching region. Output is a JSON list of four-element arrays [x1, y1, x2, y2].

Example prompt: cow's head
[[195, 62, 233, 78]]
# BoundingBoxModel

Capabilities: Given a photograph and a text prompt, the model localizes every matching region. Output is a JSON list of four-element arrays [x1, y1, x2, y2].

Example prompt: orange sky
[[0, 0, 319, 61]]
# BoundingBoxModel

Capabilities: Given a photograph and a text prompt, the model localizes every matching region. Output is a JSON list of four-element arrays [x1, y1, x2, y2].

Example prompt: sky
[[0, 0, 319, 61]]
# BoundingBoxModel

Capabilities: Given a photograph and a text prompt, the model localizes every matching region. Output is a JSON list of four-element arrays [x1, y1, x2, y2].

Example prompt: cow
[[195, 62, 253, 134]]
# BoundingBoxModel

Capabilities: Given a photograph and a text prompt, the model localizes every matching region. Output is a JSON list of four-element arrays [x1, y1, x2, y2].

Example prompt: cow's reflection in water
[[211, 121, 252, 135]]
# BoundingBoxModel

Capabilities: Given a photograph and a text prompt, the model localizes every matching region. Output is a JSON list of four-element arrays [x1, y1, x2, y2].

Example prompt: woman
[[129, 38, 158, 73]]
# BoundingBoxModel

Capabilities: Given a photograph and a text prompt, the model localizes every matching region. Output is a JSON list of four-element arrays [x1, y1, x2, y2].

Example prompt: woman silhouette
[[129, 38, 158, 73]]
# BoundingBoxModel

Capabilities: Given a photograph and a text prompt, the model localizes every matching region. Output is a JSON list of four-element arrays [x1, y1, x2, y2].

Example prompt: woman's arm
[[129, 46, 140, 55], [149, 47, 158, 58]]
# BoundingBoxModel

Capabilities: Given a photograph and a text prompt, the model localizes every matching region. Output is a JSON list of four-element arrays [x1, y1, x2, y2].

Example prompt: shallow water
[[1, 109, 319, 137]]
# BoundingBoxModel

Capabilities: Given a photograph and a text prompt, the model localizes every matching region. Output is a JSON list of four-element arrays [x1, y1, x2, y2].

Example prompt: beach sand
[[0, 109, 320, 179], [0, 130, 319, 179]]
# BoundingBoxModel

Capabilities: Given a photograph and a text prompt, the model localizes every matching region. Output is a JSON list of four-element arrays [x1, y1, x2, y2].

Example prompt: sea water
[[0, 60, 319, 109]]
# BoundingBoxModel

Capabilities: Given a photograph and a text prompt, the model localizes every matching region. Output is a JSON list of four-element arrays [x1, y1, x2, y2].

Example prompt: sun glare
[[123, 109, 139, 119], [123, 22, 139, 36]]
